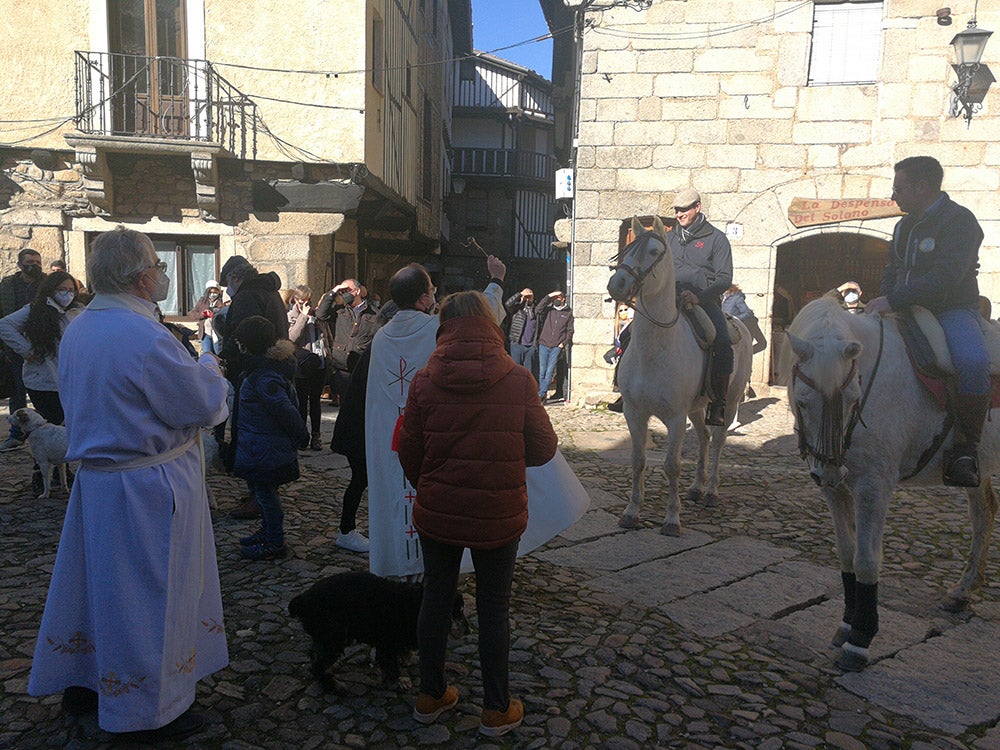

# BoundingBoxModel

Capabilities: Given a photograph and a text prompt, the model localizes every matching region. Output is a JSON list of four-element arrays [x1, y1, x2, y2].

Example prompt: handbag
[[294, 347, 323, 376]]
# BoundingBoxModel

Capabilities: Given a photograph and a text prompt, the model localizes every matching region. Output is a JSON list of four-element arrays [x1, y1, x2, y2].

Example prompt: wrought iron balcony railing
[[452, 147, 555, 183], [74, 51, 257, 160]]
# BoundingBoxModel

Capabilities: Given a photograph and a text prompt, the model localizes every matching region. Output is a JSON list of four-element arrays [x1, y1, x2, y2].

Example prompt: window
[[151, 238, 218, 316], [108, 0, 190, 135], [808, 1, 884, 85], [372, 13, 384, 93]]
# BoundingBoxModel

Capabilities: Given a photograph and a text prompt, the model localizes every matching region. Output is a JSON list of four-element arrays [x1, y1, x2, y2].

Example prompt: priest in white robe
[[366, 258, 590, 580], [28, 227, 230, 741]]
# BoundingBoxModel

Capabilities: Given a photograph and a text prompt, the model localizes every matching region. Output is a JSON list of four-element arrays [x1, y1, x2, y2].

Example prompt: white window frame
[[808, 0, 884, 86]]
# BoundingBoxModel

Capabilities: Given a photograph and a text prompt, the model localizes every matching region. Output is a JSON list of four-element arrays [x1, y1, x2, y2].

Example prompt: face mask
[[226, 284, 237, 299], [53, 290, 75, 308], [151, 269, 170, 302], [208, 292, 220, 301], [340, 292, 355, 307], [21, 263, 42, 278]]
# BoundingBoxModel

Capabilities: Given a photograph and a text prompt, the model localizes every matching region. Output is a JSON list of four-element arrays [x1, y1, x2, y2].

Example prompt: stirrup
[[705, 401, 726, 426], [943, 448, 980, 487]]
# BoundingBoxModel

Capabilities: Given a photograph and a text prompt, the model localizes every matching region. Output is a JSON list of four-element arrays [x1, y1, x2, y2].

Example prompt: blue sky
[[472, 0, 553, 79]]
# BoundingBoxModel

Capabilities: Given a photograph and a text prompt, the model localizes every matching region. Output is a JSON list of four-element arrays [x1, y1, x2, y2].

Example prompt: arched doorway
[[769, 230, 890, 384]]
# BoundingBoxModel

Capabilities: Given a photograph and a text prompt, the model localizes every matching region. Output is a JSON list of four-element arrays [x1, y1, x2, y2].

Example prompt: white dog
[[9, 408, 70, 499]]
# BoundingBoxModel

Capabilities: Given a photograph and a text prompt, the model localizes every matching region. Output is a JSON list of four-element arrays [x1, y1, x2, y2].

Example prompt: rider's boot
[[705, 371, 730, 426], [943, 392, 990, 487]]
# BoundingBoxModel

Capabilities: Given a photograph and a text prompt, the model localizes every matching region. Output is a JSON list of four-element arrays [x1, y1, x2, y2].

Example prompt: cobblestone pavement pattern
[[3, 396, 1000, 749]]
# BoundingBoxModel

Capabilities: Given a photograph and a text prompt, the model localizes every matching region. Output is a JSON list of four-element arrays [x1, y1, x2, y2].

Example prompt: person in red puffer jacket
[[397, 290, 557, 738]]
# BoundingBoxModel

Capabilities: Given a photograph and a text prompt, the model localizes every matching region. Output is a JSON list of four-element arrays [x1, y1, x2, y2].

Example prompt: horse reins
[[609, 234, 680, 329], [792, 316, 885, 468]]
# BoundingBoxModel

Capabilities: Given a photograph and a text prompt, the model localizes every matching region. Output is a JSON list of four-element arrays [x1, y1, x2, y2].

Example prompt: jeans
[[939, 307, 990, 395], [247, 481, 284, 544], [201, 336, 215, 355], [510, 342, 537, 381], [418, 535, 518, 711], [537, 345, 563, 398]]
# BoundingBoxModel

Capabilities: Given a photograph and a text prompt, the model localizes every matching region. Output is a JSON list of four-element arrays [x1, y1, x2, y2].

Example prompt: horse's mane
[[780, 294, 870, 396]]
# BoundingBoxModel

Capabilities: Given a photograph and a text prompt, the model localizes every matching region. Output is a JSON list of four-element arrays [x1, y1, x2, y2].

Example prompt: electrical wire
[[587, 1, 811, 40]]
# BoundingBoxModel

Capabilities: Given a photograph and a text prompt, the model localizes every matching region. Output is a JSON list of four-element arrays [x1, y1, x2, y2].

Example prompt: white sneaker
[[335, 529, 370, 553]]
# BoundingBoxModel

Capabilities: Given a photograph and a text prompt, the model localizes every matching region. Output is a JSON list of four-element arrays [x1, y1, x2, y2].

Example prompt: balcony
[[73, 51, 257, 160], [452, 147, 555, 184], [69, 51, 259, 218]]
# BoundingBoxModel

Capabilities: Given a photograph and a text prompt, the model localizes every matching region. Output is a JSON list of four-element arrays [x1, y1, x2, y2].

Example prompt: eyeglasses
[[147, 261, 168, 273], [426, 286, 437, 297], [673, 202, 699, 213]]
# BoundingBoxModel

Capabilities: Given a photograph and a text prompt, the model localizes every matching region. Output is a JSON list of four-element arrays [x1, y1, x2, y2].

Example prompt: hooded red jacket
[[397, 314, 557, 549]]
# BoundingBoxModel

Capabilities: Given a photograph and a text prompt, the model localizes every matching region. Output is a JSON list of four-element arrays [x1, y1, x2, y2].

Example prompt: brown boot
[[943, 393, 990, 487], [705, 371, 730, 426]]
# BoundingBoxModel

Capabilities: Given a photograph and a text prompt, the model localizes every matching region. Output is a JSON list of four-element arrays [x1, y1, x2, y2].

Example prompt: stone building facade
[[541, 0, 1000, 401], [0, 0, 472, 313]]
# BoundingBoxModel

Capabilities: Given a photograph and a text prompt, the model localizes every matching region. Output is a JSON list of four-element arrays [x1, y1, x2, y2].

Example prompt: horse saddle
[[682, 307, 744, 351], [898, 305, 1000, 408]]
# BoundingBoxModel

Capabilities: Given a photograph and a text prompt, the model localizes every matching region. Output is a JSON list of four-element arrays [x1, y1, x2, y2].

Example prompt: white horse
[[783, 295, 999, 671], [607, 217, 752, 535]]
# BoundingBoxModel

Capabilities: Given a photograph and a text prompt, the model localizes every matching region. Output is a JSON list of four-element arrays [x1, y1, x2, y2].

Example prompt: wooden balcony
[[452, 147, 555, 183]]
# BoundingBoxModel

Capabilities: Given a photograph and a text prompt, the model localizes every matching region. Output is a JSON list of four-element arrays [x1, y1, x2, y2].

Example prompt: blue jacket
[[234, 340, 309, 485], [880, 192, 984, 314]]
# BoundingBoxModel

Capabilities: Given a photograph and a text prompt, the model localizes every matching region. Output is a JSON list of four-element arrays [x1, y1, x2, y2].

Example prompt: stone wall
[[568, 0, 1000, 402]]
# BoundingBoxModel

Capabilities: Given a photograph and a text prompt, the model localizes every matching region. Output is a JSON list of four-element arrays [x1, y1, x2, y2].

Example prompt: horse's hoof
[[836, 642, 869, 672], [940, 593, 970, 613], [702, 492, 719, 507], [619, 515, 641, 530], [831, 622, 851, 648], [684, 488, 703, 503], [660, 522, 681, 537]]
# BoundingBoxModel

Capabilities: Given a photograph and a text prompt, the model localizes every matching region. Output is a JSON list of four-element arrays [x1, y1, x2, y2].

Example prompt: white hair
[[87, 226, 154, 294]]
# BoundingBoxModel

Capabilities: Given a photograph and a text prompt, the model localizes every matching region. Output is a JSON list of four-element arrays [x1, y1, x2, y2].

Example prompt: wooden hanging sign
[[787, 197, 903, 228]]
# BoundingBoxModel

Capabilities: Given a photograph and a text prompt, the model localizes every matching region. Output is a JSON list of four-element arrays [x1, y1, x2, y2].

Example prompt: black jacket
[[221, 270, 289, 381], [880, 192, 984, 314]]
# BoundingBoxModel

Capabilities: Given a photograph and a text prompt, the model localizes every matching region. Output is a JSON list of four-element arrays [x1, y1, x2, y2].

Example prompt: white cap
[[206, 279, 220, 290]]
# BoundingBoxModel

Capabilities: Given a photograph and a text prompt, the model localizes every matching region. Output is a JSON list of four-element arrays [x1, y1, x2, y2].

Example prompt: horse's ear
[[787, 332, 814, 362], [631, 216, 643, 236], [843, 341, 862, 360], [652, 215, 666, 235]]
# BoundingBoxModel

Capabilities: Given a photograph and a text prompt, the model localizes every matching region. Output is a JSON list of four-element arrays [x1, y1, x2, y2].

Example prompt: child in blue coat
[[232, 316, 310, 560]]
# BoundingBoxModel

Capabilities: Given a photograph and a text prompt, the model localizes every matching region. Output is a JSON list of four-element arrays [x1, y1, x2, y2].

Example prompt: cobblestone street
[[3, 395, 1000, 749]]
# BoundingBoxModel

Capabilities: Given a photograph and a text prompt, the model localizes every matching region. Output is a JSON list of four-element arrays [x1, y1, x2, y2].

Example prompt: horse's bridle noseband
[[791, 361, 861, 468], [791, 316, 884, 470], [609, 232, 680, 329]]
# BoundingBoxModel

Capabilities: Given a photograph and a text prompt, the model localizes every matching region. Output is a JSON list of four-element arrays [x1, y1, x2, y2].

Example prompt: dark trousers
[[6, 353, 26, 439], [295, 369, 325, 433], [418, 535, 518, 711], [341, 453, 367, 534], [26, 388, 64, 425], [702, 301, 733, 375]]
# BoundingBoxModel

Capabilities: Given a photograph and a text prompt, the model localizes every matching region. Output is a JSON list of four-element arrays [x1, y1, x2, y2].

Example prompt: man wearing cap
[[667, 188, 734, 426], [217, 255, 288, 519]]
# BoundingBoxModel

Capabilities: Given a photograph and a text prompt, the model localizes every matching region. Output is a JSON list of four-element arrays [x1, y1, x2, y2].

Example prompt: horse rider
[[865, 155, 988, 488], [667, 188, 734, 426]]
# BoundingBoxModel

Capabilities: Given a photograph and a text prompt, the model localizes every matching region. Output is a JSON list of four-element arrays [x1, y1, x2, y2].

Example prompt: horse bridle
[[609, 232, 680, 329], [791, 316, 884, 469]]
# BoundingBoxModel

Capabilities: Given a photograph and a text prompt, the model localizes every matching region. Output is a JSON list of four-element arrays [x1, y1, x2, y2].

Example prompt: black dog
[[288, 571, 468, 691]]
